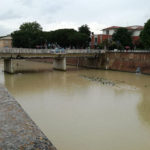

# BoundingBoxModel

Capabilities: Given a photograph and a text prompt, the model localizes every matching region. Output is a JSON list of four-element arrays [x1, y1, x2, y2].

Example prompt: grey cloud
[[53, 0, 150, 23], [16, 0, 33, 6], [0, 10, 21, 20], [0, 0, 150, 35], [0, 25, 12, 36]]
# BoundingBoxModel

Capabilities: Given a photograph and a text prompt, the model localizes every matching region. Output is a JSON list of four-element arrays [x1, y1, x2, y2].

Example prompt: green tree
[[140, 19, 150, 49], [78, 24, 91, 36], [68, 32, 89, 48], [11, 22, 43, 48], [112, 28, 132, 49], [50, 29, 77, 48], [11, 22, 91, 49], [19, 22, 42, 32], [43, 29, 90, 48], [78, 24, 91, 46]]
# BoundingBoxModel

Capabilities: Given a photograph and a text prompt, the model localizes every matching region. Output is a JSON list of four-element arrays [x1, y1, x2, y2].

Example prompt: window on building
[[106, 30, 109, 35], [95, 37, 98, 45]]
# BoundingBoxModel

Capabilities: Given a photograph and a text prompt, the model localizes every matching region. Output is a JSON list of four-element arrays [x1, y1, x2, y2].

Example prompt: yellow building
[[0, 35, 12, 48]]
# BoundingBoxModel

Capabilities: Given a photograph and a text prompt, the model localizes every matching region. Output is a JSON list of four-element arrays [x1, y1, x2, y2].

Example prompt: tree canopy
[[78, 24, 91, 36], [78, 24, 91, 45], [112, 28, 132, 49], [140, 19, 150, 49], [68, 32, 89, 48], [43, 29, 89, 48], [11, 22, 91, 49], [19, 22, 42, 32], [11, 22, 43, 48]]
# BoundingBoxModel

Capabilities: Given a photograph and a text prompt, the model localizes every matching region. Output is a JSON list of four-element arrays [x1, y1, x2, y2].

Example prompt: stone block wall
[[66, 52, 150, 74]]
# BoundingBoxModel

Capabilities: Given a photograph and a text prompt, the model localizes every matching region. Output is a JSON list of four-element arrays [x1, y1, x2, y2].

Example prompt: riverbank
[[0, 84, 56, 149]]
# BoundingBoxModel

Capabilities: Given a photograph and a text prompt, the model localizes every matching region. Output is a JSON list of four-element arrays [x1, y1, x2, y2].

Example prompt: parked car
[[50, 48, 65, 54]]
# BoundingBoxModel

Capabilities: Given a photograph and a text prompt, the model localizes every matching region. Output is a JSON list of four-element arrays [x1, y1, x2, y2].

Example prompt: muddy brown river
[[0, 61, 150, 150]]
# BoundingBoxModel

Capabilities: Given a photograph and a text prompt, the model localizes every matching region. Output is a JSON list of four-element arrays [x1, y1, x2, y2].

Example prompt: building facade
[[0, 35, 12, 48], [90, 25, 144, 49]]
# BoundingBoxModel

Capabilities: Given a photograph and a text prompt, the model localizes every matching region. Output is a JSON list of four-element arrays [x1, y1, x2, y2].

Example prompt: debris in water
[[80, 75, 138, 91], [80, 75, 116, 86]]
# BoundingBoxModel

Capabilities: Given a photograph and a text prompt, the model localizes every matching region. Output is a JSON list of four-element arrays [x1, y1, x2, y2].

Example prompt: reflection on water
[[1, 61, 150, 150], [138, 88, 150, 127]]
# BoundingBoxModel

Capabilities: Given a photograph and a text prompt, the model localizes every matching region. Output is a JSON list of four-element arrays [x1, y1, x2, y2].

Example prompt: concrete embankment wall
[[66, 52, 150, 74], [0, 84, 56, 149]]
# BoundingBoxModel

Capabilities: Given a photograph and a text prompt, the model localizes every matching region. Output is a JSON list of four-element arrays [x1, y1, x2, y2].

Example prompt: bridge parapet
[[0, 48, 101, 54], [0, 48, 53, 54]]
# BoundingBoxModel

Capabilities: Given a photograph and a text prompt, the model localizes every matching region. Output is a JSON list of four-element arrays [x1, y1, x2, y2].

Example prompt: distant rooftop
[[102, 25, 144, 31], [0, 35, 12, 40], [102, 26, 121, 30]]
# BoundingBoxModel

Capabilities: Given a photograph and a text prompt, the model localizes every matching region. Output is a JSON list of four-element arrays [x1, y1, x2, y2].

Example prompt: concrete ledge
[[0, 84, 56, 149]]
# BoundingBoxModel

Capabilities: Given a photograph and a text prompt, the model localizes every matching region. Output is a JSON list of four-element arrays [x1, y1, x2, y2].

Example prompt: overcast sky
[[0, 0, 150, 36]]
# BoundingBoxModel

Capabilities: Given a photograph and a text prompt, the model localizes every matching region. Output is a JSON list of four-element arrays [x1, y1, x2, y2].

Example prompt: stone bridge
[[0, 48, 101, 73]]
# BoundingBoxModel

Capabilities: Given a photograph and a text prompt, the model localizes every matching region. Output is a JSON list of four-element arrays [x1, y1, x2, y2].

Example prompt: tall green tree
[[78, 24, 91, 47], [11, 22, 91, 49], [43, 29, 90, 48], [49, 29, 77, 48], [11, 22, 43, 48], [68, 32, 89, 48], [112, 28, 132, 49], [19, 22, 42, 32], [140, 19, 150, 49], [78, 24, 91, 36]]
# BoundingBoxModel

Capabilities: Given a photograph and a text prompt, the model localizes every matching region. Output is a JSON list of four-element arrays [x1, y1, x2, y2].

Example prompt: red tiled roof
[[102, 26, 122, 30], [102, 25, 144, 31]]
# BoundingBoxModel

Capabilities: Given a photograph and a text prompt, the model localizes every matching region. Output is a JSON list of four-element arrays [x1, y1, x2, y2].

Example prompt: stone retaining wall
[[66, 52, 150, 74], [0, 84, 56, 149]]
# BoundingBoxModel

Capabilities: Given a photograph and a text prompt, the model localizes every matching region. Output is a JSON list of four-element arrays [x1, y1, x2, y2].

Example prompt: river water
[[0, 61, 150, 150]]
